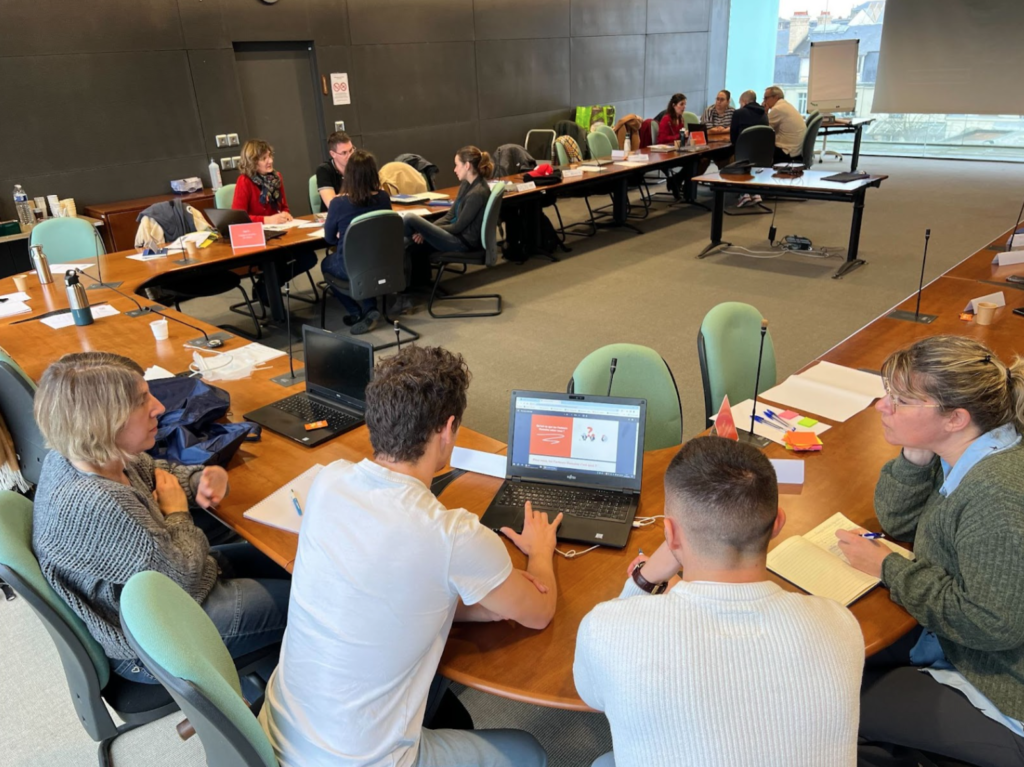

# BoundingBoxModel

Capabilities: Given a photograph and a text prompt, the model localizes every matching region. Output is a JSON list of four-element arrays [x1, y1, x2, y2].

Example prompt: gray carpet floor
[[2, 156, 1021, 766]]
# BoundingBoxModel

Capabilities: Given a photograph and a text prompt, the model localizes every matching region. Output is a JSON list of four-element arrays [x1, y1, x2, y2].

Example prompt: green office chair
[[698, 302, 777, 427], [586, 130, 615, 160], [0, 348, 46, 486], [308, 175, 321, 214], [683, 111, 701, 126], [28, 217, 104, 265], [215, 184, 236, 210], [805, 110, 821, 126], [567, 344, 682, 451], [319, 210, 420, 350], [798, 113, 824, 168], [552, 139, 604, 239], [594, 123, 619, 151], [585, 131, 650, 221], [428, 183, 505, 319], [0, 491, 179, 765], [120, 571, 278, 767]]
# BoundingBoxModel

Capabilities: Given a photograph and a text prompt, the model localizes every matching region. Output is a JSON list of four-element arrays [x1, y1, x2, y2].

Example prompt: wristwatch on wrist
[[632, 561, 668, 595]]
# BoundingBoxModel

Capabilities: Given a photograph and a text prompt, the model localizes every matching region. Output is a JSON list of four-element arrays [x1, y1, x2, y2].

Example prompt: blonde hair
[[239, 139, 274, 178], [882, 335, 1024, 434], [34, 352, 147, 466]]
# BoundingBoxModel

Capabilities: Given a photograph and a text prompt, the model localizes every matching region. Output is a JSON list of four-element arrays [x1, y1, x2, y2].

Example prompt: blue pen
[[753, 415, 787, 432], [860, 532, 885, 540], [764, 409, 796, 430], [289, 489, 303, 516]]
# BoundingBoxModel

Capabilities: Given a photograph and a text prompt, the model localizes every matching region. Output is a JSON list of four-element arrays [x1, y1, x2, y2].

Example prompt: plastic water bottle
[[624, 135, 632, 155], [13, 185, 34, 228], [209, 159, 222, 191]]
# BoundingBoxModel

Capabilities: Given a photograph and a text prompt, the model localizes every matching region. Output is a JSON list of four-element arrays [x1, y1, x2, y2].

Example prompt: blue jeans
[[321, 247, 376, 318], [111, 543, 290, 689], [403, 215, 472, 254]]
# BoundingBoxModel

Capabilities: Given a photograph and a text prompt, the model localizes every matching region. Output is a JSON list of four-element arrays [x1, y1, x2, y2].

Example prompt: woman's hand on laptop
[[501, 501, 563, 558]]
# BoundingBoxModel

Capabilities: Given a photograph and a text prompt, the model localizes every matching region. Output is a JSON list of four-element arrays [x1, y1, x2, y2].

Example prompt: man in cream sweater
[[764, 85, 807, 164], [574, 437, 864, 767]]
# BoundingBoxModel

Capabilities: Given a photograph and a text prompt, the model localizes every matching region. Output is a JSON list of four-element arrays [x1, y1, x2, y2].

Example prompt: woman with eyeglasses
[[836, 335, 1024, 766]]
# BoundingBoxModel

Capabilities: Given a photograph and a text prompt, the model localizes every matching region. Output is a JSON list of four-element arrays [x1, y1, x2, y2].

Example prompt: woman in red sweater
[[233, 139, 294, 224], [658, 94, 689, 199]]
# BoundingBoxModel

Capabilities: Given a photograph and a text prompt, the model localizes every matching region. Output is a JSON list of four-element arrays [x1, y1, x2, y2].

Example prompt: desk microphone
[[885, 229, 938, 325], [270, 263, 305, 387], [394, 320, 402, 352], [741, 320, 771, 448], [606, 357, 618, 397], [74, 268, 225, 348]]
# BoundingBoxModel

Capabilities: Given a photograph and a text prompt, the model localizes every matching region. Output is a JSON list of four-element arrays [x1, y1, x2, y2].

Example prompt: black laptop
[[204, 208, 287, 241], [480, 390, 647, 549], [243, 326, 373, 447]]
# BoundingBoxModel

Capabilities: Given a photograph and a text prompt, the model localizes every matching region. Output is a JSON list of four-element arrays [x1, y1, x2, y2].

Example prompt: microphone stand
[[739, 319, 771, 448], [85, 228, 122, 290], [271, 264, 305, 387], [990, 194, 1024, 252], [74, 269, 230, 348], [606, 357, 618, 397], [887, 229, 938, 325]]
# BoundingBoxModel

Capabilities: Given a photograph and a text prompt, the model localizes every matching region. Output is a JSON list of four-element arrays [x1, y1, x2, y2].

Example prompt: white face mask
[[189, 348, 270, 381]]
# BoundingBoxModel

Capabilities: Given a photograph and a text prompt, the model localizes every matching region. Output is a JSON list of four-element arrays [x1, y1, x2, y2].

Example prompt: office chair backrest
[[308, 175, 320, 214], [734, 126, 776, 168], [121, 571, 278, 767], [479, 183, 507, 267], [683, 111, 701, 126], [801, 113, 824, 168], [805, 110, 821, 126], [698, 302, 777, 427], [215, 184, 236, 210], [650, 120, 659, 144], [0, 349, 46, 485], [586, 131, 615, 160], [595, 123, 619, 150], [28, 217, 103, 265], [0, 490, 120, 741], [568, 343, 682, 451], [342, 210, 407, 302], [525, 129, 556, 162]]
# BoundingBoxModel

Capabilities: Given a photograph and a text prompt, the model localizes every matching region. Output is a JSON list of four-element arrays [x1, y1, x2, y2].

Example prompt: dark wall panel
[[315, 46, 361, 136], [351, 43, 477, 133], [571, 0, 646, 37], [361, 122, 481, 188], [218, 0, 313, 42], [570, 35, 646, 106], [0, 52, 204, 178], [0, 0, 183, 57], [473, 0, 570, 41], [348, 0, 473, 45], [188, 50, 250, 153], [478, 109, 572, 156], [476, 40, 570, 120], [177, 0, 229, 50], [647, 0, 711, 34], [645, 33, 709, 97], [610, 100, 646, 121], [307, 0, 351, 47]]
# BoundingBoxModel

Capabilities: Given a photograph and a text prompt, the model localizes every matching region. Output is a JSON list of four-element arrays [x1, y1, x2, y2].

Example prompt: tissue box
[[170, 177, 203, 194]]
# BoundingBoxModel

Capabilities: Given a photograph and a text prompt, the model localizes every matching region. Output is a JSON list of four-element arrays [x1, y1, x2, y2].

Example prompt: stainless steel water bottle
[[64, 270, 93, 326], [30, 244, 52, 285]]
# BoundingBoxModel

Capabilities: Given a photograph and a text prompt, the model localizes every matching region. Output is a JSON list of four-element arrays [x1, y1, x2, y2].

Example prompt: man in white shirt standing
[[574, 436, 864, 767], [261, 346, 560, 767], [763, 85, 807, 164]]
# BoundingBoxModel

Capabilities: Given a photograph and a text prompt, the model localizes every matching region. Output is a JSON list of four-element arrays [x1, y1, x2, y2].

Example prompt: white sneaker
[[751, 195, 763, 205], [737, 194, 753, 208]]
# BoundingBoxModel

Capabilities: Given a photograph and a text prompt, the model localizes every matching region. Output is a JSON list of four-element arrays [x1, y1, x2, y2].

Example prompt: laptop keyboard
[[496, 483, 632, 522], [272, 393, 360, 431]]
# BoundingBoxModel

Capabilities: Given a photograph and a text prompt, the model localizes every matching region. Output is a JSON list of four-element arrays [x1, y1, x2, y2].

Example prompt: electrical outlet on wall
[[227, 133, 239, 146], [231, 156, 241, 169], [220, 157, 233, 170], [215, 134, 229, 148], [334, 121, 345, 132]]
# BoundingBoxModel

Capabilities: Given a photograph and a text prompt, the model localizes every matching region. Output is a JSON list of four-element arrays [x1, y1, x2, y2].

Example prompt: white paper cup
[[185, 240, 199, 258], [12, 274, 29, 292], [150, 319, 169, 340]]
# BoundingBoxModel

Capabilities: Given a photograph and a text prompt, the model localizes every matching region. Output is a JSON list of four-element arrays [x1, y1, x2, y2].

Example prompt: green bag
[[575, 105, 616, 132]]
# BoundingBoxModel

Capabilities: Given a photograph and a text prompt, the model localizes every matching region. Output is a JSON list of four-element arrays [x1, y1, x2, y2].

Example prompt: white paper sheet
[[398, 208, 432, 217], [760, 376, 874, 423], [232, 343, 287, 365], [769, 459, 805, 485], [34, 263, 93, 275], [0, 301, 31, 319], [143, 365, 176, 381], [126, 253, 167, 262], [40, 303, 119, 329], [711, 399, 830, 446], [799, 361, 886, 400], [0, 292, 30, 302], [264, 220, 305, 231], [964, 291, 1006, 313], [803, 512, 914, 565], [297, 219, 324, 228], [993, 250, 1024, 266], [613, 161, 650, 168], [243, 464, 326, 533], [306, 229, 325, 239], [450, 447, 506, 479]]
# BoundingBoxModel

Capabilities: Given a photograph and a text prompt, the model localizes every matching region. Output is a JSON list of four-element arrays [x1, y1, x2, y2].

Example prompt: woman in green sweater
[[837, 336, 1024, 767]]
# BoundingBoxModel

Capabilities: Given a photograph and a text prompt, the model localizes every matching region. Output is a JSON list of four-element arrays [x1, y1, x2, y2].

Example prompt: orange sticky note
[[783, 431, 823, 452]]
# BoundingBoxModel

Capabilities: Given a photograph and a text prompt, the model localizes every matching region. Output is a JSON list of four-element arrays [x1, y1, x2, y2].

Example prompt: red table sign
[[229, 223, 266, 250]]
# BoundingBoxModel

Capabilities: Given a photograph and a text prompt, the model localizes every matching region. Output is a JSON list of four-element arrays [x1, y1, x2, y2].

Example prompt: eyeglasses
[[882, 379, 943, 412]]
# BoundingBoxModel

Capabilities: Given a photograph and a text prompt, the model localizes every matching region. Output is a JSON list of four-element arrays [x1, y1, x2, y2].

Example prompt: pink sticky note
[[779, 410, 799, 420]]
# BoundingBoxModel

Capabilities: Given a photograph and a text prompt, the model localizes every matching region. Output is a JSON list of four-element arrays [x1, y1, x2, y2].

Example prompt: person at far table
[[762, 85, 806, 165], [657, 93, 690, 199], [322, 149, 391, 335], [315, 130, 354, 212], [260, 346, 557, 767], [574, 436, 863, 767], [836, 336, 1024, 767], [732, 89, 771, 208], [31, 352, 290, 696], [702, 90, 734, 139]]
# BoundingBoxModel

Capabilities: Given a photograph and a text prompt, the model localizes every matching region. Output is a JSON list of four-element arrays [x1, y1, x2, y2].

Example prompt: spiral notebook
[[243, 464, 325, 533]]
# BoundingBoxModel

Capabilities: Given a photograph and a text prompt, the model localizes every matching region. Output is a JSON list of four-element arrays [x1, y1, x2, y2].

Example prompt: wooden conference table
[[3, 203, 1020, 713]]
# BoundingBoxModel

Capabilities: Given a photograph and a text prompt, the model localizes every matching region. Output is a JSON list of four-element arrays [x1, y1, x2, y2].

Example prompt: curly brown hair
[[364, 346, 472, 463]]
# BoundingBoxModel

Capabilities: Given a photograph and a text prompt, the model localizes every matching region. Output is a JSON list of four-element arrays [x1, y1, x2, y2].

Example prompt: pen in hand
[[860, 532, 884, 540], [289, 489, 303, 516]]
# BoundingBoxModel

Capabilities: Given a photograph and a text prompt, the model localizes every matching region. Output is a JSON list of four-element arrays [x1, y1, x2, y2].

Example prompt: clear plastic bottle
[[624, 135, 632, 155], [209, 159, 223, 191], [13, 185, 34, 228]]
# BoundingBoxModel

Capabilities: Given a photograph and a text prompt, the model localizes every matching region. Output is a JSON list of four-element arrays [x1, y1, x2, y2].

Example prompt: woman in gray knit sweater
[[836, 336, 1024, 767], [31, 352, 290, 686]]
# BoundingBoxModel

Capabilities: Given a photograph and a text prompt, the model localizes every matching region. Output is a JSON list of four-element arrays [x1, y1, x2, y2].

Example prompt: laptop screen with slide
[[506, 391, 646, 492], [302, 326, 373, 409]]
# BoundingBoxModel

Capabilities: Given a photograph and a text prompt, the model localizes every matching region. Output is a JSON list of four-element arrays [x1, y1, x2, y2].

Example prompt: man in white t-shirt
[[260, 346, 560, 767], [763, 85, 807, 164], [574, 437, 864, 767]]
